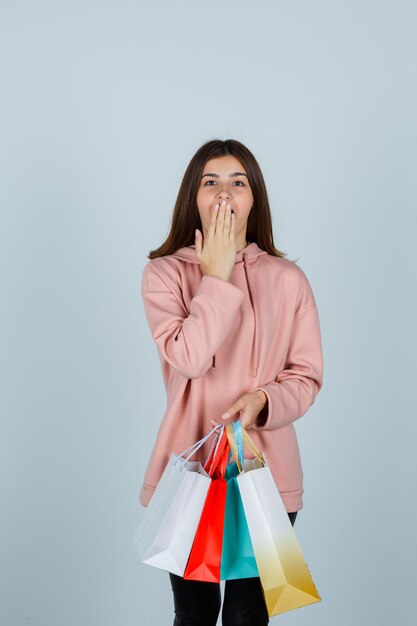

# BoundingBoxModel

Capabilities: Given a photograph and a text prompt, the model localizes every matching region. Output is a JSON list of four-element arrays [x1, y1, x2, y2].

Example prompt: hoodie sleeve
[[141, 261, 245, 379], [252, 274, 324, 431]]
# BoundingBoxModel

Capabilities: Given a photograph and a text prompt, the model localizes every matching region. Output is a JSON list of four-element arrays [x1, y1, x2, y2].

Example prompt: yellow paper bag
[[226, 423, 321, 616]]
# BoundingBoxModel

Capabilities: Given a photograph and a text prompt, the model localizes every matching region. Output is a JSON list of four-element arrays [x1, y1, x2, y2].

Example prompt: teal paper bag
[[220, 441, 259, 580]]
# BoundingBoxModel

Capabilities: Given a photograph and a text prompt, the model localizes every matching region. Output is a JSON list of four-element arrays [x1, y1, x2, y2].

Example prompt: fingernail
[[221, 413, 228, 419]]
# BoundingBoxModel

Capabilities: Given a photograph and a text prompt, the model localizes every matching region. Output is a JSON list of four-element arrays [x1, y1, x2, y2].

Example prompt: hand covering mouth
[[212, 205, 234, 213]]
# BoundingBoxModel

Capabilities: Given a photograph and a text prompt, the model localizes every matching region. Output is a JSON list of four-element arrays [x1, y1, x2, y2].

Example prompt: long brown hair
[[147, 138, 297, 262]]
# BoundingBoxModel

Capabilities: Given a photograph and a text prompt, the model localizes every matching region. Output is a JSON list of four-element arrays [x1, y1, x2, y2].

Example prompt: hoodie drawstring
[[243, 252, 258, 377]]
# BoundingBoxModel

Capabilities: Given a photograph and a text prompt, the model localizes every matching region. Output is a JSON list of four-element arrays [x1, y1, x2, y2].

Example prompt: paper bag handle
[[225, 421, 265, 473]]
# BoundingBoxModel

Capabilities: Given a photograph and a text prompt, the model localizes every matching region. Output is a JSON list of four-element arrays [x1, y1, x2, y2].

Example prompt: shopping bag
[[226, 421, 321, 617], [220, 440, 259, 580], [183, 426, 229, 582], [131, 424, 225, 576]]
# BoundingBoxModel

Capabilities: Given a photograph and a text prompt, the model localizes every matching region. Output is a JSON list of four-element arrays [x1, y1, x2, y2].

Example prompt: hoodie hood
[[171, 242, 269, 377], [171, 241, 268, 266]]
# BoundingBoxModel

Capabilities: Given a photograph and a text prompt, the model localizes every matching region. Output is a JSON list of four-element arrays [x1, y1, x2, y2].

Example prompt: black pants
[[169, 510, 298, 626]]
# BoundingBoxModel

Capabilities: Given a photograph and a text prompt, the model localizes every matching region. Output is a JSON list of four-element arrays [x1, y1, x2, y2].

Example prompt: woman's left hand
[[210, 390, 267, 430]]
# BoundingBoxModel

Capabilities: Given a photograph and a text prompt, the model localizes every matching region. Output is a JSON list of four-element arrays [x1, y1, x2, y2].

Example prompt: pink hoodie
[[138, 241, 324, 512]]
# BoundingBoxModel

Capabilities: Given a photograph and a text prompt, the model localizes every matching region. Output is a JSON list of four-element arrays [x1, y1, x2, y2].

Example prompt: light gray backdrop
[[1, 1, 416, 625]]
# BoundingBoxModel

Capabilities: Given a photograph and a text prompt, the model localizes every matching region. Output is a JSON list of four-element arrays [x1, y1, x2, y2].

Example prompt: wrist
[[204, 272, 229, 282]]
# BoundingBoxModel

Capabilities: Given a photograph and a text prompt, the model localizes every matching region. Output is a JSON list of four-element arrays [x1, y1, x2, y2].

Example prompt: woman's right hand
[[195, 199, 237, 282]]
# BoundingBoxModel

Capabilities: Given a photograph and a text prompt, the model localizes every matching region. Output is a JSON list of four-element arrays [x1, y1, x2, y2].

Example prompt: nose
[[217, 189, 232, 200]]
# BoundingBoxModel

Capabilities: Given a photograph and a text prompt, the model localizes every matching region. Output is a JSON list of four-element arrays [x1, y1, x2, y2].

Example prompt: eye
[[203, 180, 245, 186]]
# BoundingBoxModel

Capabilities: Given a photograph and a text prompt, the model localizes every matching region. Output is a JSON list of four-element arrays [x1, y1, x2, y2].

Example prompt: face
[[196, 155, 254, 244]]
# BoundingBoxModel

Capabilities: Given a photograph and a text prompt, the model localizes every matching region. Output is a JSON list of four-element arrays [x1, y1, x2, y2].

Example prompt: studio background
[[1, 1, 416, 625]]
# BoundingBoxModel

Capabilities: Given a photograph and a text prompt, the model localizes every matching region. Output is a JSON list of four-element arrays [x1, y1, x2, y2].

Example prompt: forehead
[[202, 155, 246, 175]]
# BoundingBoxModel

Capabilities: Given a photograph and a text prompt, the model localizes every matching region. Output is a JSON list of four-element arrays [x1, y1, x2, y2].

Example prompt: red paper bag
[[183, 428, 229, 582]]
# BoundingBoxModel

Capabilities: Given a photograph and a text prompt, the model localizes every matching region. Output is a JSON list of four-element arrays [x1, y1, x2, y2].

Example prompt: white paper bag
[[132, 425, 224, 576]]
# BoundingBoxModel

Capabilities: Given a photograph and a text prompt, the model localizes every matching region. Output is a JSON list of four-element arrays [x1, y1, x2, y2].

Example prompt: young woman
[[138, 139, 324, 626]]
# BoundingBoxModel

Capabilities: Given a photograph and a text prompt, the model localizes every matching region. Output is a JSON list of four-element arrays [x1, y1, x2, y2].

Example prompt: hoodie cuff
[[253, 389, 269, 428], [252, 387, 271, 430]]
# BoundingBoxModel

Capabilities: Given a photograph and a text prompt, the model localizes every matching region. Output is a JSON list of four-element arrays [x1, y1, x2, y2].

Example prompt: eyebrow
[[201, 172, 248, 178]]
